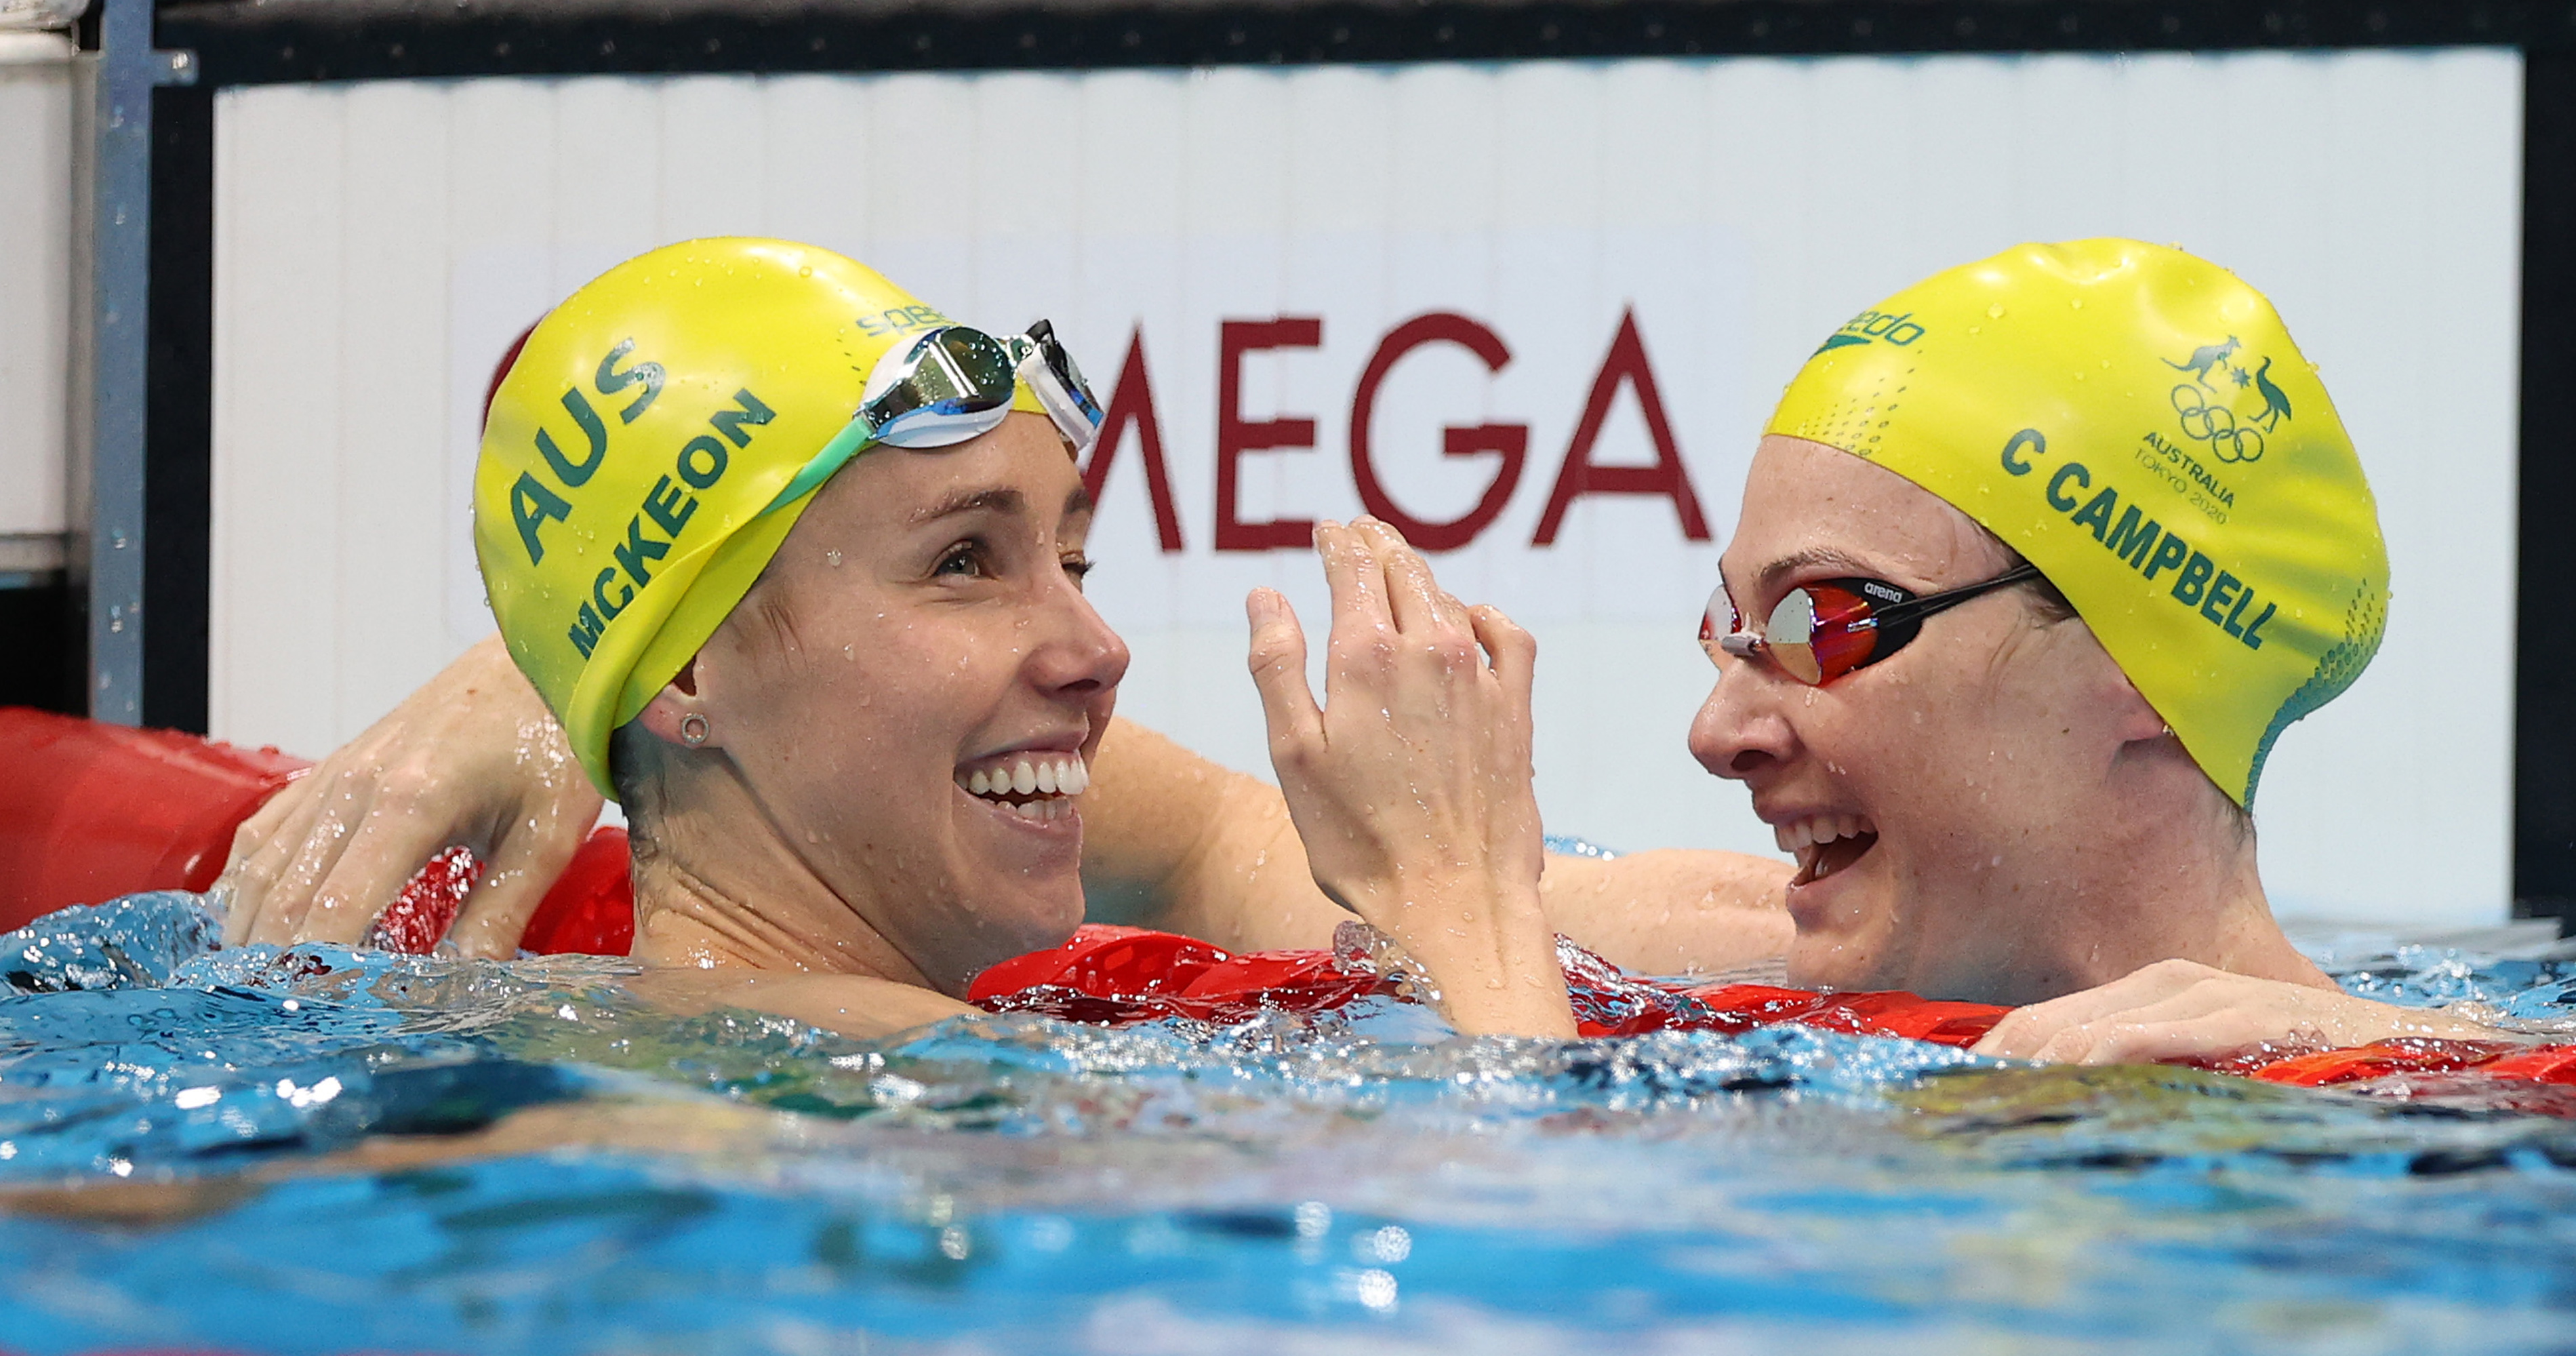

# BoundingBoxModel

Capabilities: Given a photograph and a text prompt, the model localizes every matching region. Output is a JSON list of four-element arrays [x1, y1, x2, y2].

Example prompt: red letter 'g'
[[1348, 313, 1528, 553]]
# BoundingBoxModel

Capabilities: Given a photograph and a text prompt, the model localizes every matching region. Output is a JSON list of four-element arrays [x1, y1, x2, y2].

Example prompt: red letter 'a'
[[1080, 327, 1186, 552], [1531, 308, 1712, 546]]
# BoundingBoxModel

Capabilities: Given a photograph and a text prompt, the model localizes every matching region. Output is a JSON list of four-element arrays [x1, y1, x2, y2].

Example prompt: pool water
[[6, 890, 2576, 1354]]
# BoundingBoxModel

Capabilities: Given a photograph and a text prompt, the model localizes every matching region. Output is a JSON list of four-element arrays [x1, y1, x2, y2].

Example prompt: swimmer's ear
[[633, 659, 725, 751], [2100, 666, 2172, 749]]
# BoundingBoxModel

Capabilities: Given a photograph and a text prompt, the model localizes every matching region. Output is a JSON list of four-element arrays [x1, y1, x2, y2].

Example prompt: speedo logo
[[1815, 308, 1927, 355]]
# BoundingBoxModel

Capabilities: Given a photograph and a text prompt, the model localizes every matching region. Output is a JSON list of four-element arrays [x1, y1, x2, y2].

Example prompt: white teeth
[[963, 754, 1090, 808], [1776, 812, 1881, 859]]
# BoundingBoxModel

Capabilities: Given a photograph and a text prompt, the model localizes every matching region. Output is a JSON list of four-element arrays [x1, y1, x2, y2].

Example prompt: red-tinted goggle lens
[[1702, 580, 1894, 685]]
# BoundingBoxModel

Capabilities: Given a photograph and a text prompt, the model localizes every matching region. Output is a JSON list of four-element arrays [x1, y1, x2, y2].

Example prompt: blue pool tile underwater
[[4, 890, 2576, 1353]]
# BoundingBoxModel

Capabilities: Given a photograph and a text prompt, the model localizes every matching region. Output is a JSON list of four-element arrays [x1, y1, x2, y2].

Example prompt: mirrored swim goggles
[[1700, 563, 2043, 685], [767, 319, 1106, 511]]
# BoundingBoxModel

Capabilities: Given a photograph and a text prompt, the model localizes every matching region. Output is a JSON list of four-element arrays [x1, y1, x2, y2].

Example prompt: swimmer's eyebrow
[[910, 487, 1025, 525], [1755, 546, 1878, 594], [1064, 484, 1095, 520]]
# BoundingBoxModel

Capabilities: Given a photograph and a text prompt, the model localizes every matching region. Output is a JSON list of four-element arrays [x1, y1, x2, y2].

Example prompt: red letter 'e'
[[1215, 317, 1323, 552]]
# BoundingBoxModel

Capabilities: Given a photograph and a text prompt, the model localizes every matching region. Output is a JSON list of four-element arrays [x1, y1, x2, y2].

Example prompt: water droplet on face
[[826, 549, 843, 567]]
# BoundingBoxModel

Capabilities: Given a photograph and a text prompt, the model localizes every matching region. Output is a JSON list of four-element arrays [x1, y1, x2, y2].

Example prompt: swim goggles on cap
[[1700, 564, 2042, 685], [768, 320, 1105, 513], [860, 319, 1104, 454]]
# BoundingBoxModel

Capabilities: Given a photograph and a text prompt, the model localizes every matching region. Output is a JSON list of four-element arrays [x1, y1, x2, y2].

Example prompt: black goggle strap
[[1853, 562, 2045, 656]]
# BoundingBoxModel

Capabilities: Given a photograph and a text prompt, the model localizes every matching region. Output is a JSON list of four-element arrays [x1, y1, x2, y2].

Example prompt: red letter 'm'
[[1081, 327, 1186, 553]]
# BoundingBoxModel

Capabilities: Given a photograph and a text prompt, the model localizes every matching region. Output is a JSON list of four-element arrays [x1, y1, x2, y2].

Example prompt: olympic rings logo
[[2169, 384, 2266, 464]]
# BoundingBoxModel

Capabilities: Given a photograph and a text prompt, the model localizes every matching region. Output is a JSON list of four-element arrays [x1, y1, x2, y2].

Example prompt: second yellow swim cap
[[1766, 239, 2388, 807], [473, 238, 1030, 797]]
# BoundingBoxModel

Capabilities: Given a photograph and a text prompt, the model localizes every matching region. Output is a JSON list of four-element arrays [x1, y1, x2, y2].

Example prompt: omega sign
[[1078, 308, 1712, 557]]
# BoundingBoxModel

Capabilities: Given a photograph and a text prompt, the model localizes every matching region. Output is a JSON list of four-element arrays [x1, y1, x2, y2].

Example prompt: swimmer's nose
[[1026, 585, 1130, 699], [1689, 673, 1796, 782]]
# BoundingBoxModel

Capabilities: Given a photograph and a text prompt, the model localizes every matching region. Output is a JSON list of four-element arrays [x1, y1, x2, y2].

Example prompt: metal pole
[[83, 0, 192, 723]]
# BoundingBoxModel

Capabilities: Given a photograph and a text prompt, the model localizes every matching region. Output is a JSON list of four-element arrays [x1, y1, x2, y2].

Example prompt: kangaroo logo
[[2165, 336, 2284, 465], [2165, 336, 2241, 385]]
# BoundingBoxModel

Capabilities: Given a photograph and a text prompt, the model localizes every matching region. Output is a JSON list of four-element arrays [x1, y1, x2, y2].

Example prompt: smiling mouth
[[958, 753, 1090, 825], [1777, 812, 1880, 888]]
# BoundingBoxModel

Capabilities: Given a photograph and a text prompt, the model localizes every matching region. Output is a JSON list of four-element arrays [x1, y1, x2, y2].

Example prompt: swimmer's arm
[[219, 633, 602, 956], [1973, 958, 2515, 1065], [1529, 850, 1796, 977], [1080, 717, 1345, 953], [1085, 717, 1796, 971]]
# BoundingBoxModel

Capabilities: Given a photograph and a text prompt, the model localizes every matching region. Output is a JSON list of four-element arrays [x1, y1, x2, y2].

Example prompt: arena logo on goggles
[[1999, 428, 2278, 651]]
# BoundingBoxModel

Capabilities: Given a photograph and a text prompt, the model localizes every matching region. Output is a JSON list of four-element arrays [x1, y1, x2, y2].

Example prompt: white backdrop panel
[[209, 51, 2522, 925]]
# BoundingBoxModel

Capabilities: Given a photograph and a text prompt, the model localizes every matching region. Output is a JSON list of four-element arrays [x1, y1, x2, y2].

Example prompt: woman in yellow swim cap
[[448, 237, 1577, 1036], [1235, 237, 2504, 1057]]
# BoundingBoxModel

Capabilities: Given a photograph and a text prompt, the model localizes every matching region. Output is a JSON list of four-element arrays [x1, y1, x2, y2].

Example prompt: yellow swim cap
[[473, 237, 1037, 797], [1765, 239, 2387, 807]]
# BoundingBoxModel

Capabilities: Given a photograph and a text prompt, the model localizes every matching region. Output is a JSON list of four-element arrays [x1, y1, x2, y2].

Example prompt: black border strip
[[2517, 52, 2573, 924], [161, 1, 2572, 87], [144, 81, 214, 734]]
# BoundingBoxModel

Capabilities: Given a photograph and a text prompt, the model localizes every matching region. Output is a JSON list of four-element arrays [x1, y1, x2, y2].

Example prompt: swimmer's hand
[[1971, 958, 2508, 1065], [1245, 518, 1576, 1040], [217, 633, 602, 957]]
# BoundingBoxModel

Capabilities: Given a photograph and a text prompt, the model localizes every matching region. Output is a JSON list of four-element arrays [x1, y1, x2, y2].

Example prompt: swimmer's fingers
[[233, 775, 372, 946], [217, 776, 311, 945], [1247, 587, 1325, 753], [1314, 521, 1398, 702], [447, 807, 588, 959], [1468, 604, 1536, 702], [1355, 518, 1470, 637], [2026, 1006, 2290, 1066], [1971, 959, 2228, 1058], [295, 805, 463, 946]]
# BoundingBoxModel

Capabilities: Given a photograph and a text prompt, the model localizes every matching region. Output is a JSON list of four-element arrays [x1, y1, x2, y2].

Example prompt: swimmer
[[225, 239, 2514, 1062], [1387, 239, 2503, 1056], [254, 237, 1578, 1039], [1687, 241, 2503, 1061]]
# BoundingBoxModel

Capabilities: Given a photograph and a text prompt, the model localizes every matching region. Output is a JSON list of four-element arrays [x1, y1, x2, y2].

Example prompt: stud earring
[[679, 713, 710, 746]]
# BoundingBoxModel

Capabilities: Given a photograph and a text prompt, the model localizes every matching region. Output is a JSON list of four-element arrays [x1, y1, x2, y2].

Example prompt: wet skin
[[1689, 435, 2313, 1006], [624, 413, 1128, 997]]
